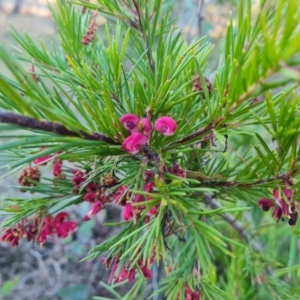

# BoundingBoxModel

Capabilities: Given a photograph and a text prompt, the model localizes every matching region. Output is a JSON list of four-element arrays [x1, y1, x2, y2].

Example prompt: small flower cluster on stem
[[114, 170, 158, 223], [120, 113, 177, 154], [184, 284, 201, 300], [1, 212, 76, 246], [81, 13, 98, 45], [102, 247, 155, 284], [258, 188, 298, 226], [71, 170, 119, 221]]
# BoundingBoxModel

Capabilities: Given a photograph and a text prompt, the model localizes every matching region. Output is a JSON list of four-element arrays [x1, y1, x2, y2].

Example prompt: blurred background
[[0, 1, 241, 300]]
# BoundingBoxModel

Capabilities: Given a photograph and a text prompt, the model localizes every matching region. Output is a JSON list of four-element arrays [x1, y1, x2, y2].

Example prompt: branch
[[0, 111, 119, 145], [132, 0, 155, 73], [196, 174, 292, 188], [204, 196, 273, 275], [173, 122, 214, 145], [196, 0, 205, 37]]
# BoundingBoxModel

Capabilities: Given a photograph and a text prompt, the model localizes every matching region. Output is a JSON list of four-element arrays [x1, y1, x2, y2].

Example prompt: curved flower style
[[154, 116, 177, 136], [120, 113, 140, 133], [122, 132, 147, 154], [273, 188, 294, 216]]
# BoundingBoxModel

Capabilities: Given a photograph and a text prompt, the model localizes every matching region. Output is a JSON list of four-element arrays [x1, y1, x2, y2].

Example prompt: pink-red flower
[[53, 159, 63, 177], [258, 188, 298, 226], [39, 212, 77, 243], [141, 117, 152, 135], [258, 199, 274, 211], [84, 191, 97, 203], [115, 268, 129, 283], [273, 188, 293, 216], [122, 132, 147, 154], [120, 114, 140, 133], [128, 268, 136, 283], [123, 203, 134, 221], [34, 154, 52, 165], [114, 185, 128, 206], [84, 201, 103, 221], [141, 265, 152, 279], [154, 116, 177, 136]]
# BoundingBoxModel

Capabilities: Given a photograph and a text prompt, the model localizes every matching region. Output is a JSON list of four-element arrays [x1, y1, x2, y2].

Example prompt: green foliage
[[1, 0, 300, 299]]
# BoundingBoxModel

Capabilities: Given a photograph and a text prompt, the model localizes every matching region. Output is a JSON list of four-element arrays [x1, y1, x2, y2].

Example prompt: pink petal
[[85, 181, 98, 192], [258, 199, 274, 211], [53, 159, 63, 177], [122, 132, 148, 154], [273, 188, 293, 203], [120, 114, 140, 133], [147, 206, 158, 216], [154, 116, 177, 136], [84, 191, 97, 202], [141, 266, 152, 279], [116, 268, 129, 283], [34, 155, 52, 165], [114, 185, 128, 206], [272, 206, 282, 220], [144, 182, 155, 193], [128, 268, 136, 283], [144, 170, 155, 182], [123, 203, 134, 221], [54, 212, 68, 224], [141, 118, 152, 134], [84, 201, 103, 221]]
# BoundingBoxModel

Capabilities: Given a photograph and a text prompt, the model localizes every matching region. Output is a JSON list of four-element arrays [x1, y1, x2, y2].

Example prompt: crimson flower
[[141, 265, 152, 279], [273, 188, 293, 216], [34, 154, 52, 165], [141, 117, 152, 135], [84, 191, 97, 202], [120, 113, 140, 133], [123, 203, 134, 221], [114, 185, 128, 206], [53, 159, 63, 177], [154, 116, 177, 136], [115, 268, 129, 283], [122, 132, 147, 154], [128, 268, 136, 283], [258, 199, 274, 211], [84, 201, 103, 221], [39, 212, 77, 243], [258, 188, 298, 226]]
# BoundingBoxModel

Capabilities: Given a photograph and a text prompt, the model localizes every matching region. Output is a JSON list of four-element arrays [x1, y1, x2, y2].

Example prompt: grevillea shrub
[[1, 0, 300, 299]]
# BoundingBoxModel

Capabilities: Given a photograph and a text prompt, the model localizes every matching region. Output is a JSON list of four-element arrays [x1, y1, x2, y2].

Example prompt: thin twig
[[0, 111, 119, 145], [171, 122, 214, 146], [196, 0, 205, 37], [195, 173, 291, 188], [204, 196, 273, 275]]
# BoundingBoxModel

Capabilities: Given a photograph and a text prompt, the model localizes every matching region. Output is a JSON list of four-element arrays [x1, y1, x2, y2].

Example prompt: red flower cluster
[[1, 212, 76, 246], [18, 166, 41, 191], [102, 249, 155, 284], [81, 13, 97, 45], [114, 170, 158, 223], [33, 152, 64, 179], [258, 188, 298, 226], [120, 114, 177, 154], [184, 284, 201, 300], [71, 169, 119, 221]]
